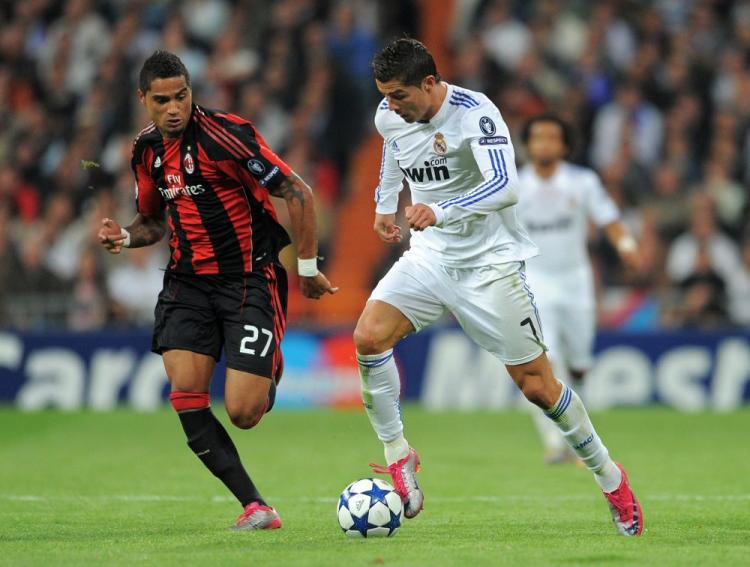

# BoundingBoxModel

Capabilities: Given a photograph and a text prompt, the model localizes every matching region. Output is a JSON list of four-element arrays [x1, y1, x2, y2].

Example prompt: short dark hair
[[139, 50, 190, 93], [371, 38, 441, 86], [521, 112, 575, 151]]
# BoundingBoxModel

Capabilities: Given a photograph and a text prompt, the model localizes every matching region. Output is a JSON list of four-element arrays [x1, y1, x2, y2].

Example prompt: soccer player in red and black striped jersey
[[98, 50, 337, 530]]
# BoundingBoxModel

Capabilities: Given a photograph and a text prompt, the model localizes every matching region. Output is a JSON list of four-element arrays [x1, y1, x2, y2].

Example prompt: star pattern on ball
[[338, 491, 350, 511], [350, 507, 376, 535], [362, 482, 391, 505], [387, 508, 401, 535]]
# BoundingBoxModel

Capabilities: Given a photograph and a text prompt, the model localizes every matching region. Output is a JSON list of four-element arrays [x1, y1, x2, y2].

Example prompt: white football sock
[[384, 435, 410, 465], [530, 400, 568, 453], [357, 350, 409, 464], [546, 384, 622, 492], [529, 356, 570, 455]]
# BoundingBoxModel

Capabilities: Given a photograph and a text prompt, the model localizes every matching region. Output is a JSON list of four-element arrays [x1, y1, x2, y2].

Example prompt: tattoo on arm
[[269, 173, 308, 206], [126, 212, 168, 248], [270, 172, 317, 259]]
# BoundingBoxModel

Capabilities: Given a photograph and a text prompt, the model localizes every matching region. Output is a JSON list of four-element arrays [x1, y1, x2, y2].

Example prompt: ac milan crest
[[184, 153, 194, 174]]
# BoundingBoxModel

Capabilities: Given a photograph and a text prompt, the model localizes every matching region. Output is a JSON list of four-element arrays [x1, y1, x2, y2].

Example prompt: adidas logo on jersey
[[153, 156, 162, 168], [400, 156, 450, 183]]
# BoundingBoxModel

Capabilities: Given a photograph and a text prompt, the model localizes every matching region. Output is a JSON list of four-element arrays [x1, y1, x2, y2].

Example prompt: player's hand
[[405, 204, 436, 231], [300, 271, 339, 300], [98, 218, 126, 254], [374, 213, 402, 243]]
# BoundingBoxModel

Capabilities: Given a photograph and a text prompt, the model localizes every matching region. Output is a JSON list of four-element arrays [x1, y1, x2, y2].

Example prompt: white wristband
[[297, 257, 318, 277], [617, 235, 636, 253], [121, 228, 131, 248]]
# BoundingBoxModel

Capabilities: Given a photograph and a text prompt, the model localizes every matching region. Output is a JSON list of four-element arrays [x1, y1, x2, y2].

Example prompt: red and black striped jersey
[[131, 104, 292, 275]]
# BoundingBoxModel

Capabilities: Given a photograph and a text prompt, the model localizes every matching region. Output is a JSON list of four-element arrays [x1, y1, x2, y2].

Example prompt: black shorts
[[152, 263, 288, 380]]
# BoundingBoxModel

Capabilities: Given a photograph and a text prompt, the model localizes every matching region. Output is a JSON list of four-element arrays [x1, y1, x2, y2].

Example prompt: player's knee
[[518, 374, 554, 408], [353, 324, 389, 355], [229, 410, 263, 430], [227, 400, 267, 430]]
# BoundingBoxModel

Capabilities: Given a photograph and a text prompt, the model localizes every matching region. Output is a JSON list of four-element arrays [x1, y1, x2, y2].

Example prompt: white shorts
[[523, 267, 595, 373], [534, 298, 595, 373], [369, 251, 546, 365]]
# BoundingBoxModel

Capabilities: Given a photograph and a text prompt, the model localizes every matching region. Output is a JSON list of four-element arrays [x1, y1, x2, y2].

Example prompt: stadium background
[[1, 2, 749, 565], [0, 0, 749, 410]]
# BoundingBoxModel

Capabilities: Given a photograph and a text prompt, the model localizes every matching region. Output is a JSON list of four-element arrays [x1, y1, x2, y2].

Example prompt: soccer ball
[[337, 478, 404, 538]]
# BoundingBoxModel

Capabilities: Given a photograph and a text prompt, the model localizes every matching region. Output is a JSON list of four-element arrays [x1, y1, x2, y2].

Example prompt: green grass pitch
[[0, 406, 748, 566]]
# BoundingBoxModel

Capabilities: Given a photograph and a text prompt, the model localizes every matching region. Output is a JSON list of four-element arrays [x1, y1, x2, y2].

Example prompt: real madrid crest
[[184, 152, 194, 174], [433, 132, 447, 155]]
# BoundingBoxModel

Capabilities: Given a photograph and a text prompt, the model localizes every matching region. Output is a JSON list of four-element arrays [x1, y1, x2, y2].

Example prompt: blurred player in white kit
[[517, 113, 642, 464], [354, 39, 643, 536]]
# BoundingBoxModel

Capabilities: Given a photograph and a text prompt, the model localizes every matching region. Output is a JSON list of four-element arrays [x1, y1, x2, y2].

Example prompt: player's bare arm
[[404, 204, 436, 231], [374, 213, 403, 243], [271, 172, 338, 299], [603, 220, 642, 272], [98, 212, 167, 254]]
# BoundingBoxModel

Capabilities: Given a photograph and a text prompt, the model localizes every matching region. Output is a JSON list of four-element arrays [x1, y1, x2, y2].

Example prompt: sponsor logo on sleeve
[[478, 135, 508, 146], [479, 116, 497, 136], [259, 165, 280, 186]]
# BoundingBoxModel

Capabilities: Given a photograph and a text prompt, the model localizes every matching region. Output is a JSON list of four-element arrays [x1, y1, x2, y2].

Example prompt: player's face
[[376, 78, 433, 123], [527, 121, 566, 166], [138, 76, 192, 138]]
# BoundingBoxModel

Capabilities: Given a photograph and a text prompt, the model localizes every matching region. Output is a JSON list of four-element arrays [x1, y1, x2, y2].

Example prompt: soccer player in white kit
[[517, 114, 642, 465], [354, 39, 643, 536]]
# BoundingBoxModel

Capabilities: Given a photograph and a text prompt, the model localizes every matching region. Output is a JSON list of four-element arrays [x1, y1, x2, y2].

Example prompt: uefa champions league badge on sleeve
[[479, 116, 496, 136], [433, 132, 447, 155], [478, 117, 507, 145], [247, 159, 266, 176]]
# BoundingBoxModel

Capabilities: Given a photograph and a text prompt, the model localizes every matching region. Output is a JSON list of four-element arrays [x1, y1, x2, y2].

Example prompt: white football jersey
[[517, 162, 619, 272], [374, 82, 537, 268], [516, 162, 620, 305]]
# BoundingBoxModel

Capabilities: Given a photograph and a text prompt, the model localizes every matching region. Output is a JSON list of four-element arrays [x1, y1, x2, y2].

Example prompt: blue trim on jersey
[[452, 89, 479, 104], [357, 352, 393, 368], [375, 141, 387, 203], [437, 149, 508, 209], [450, 90, 480, 107], [545, 386, 572, 420], [457, 151, 509, 207], [437, 149, 504, 208], [448, 99, 475, 109]]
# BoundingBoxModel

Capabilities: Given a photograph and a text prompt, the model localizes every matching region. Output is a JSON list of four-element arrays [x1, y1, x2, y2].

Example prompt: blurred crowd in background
[[0, 0, 748, 331]]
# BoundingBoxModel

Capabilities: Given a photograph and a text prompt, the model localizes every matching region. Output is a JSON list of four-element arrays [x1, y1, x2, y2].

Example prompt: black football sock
[[170, 393, 264, 507]]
